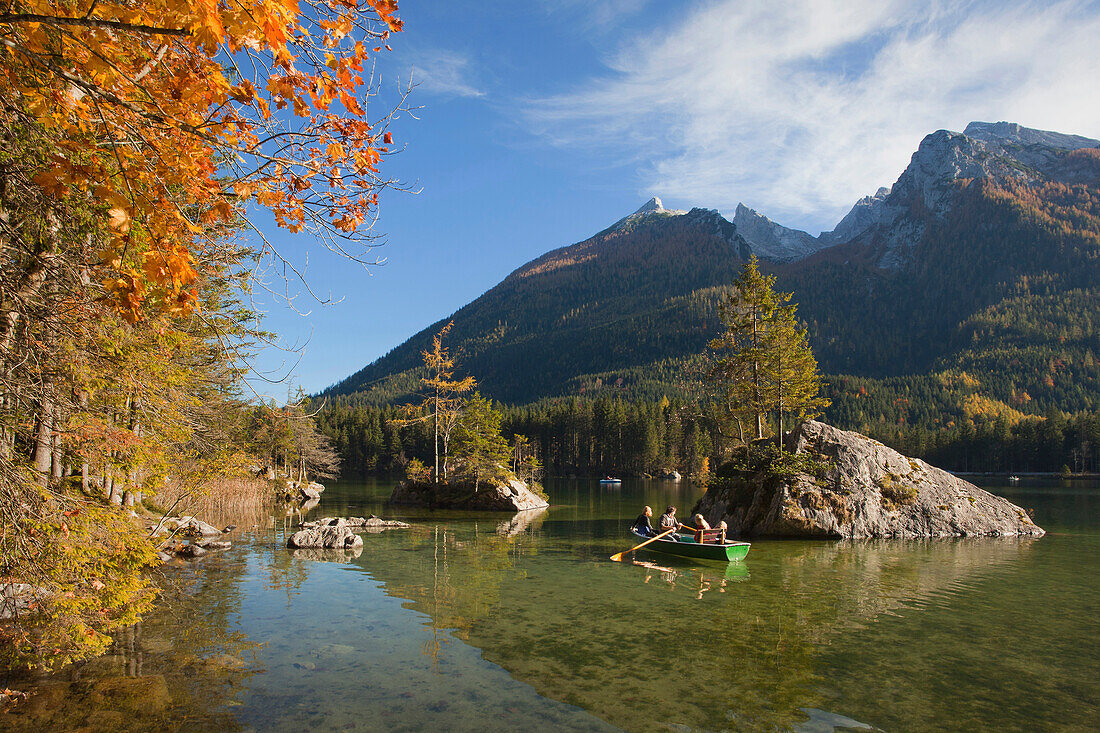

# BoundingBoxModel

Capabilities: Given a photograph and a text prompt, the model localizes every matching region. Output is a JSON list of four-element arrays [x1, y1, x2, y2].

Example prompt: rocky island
[[695, 421, 1045, 539], [390, 477, 549, 512]]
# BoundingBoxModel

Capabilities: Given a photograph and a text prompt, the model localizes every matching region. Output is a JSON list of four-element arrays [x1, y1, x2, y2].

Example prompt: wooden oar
[[611, 527, 677, 562]]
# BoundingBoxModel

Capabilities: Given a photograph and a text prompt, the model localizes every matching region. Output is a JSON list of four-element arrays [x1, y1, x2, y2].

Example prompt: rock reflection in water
[[496, 506, 549, 536], [289, 545, 364, 561]]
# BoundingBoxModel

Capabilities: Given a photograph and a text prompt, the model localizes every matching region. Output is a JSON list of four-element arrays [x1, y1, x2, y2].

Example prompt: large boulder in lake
[[390, 477, 549, 511], [286, 517, 364, 550], [694, 420, 1045, 539]]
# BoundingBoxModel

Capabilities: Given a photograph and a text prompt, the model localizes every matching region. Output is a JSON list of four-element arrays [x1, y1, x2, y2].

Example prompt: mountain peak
[[633, 196, 665, 215], [600, 196, 687, 236], [963, 121, 1100, 150], [733, 202, 826, 262]]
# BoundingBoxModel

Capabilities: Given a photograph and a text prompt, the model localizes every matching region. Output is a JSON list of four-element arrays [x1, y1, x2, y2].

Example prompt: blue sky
[[250, 0, 1100, 398]]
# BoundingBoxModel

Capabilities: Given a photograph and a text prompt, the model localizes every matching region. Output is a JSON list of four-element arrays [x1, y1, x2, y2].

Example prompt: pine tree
[[763, 299, 830, 448], [452, 394, 510, 491], [708, 256, 778, 441], [708, 256, 828, 451]]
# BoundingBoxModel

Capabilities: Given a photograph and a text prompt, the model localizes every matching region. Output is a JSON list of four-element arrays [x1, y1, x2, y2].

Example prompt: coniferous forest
[[318, 395, 1100, 478]]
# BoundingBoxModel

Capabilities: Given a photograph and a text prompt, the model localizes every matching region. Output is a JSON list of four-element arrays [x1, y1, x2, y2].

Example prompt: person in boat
[[691, 513, 712, 542], [631, 505, 656, 537], [658, 506, 682, 540]]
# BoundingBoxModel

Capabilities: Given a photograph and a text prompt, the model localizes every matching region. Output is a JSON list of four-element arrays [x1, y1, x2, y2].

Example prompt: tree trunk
[[108, 478, 123, 505], [32, 398, 53, 486], [433, 393, 440, 483], [752, 315, 764, 440], [776, 368, 784, 451], [50, 404, 63, 481]]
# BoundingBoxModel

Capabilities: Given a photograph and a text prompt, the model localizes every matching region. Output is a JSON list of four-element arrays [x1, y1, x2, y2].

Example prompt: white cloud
[[526, 0, 1100, 233], [539, 0, 650, 32], [408, 49, 485, 99]]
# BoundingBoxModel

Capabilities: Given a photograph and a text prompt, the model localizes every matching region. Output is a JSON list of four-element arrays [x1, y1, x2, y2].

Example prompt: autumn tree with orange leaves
[[0, 0, 406, 670]]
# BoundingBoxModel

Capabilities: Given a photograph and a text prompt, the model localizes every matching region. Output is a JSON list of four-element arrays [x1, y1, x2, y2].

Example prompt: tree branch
[[0, 14, 192, 37]]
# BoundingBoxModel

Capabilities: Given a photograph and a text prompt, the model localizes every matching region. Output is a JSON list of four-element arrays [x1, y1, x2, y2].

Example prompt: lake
[[6, 477, 1099, 732]]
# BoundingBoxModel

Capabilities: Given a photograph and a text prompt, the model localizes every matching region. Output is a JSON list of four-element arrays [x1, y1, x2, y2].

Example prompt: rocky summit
[[694, 421, 1045, 539]]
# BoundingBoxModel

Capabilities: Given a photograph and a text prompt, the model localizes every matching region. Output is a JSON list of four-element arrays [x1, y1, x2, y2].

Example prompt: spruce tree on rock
[[708, 256, 828, 452], [452, 394, 511, 491], [708, 256, 778, 442], [763, 298, 829, 448]]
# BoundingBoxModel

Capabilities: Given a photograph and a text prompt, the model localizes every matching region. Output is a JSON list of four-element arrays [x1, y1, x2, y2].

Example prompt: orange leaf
[[107, 207, 131, 234]]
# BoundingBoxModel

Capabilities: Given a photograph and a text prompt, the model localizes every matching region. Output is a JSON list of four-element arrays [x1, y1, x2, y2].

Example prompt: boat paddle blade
[[609, 527, 677, 562]]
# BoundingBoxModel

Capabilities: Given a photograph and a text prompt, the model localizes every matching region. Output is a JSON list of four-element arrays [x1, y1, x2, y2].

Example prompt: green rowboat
[[631, 529, 750, 562]]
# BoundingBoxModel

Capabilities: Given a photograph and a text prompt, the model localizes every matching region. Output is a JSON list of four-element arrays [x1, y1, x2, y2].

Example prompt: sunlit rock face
[[818, 121, 1100, 268], [695, 420, 1046, 539]]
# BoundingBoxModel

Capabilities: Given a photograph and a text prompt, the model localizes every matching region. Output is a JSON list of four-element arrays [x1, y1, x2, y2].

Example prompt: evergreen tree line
[[319, 396, 1100, 478], [318, 396, 720, 478], [866, 411, 1100, 475]]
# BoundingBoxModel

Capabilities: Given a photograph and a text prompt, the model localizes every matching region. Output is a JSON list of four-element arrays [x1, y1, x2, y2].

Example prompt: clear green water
[[7, 478, 1099, 732]]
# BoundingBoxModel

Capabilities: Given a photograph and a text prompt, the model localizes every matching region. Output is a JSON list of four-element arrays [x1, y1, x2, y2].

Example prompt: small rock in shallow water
[[286, 518, 363, 550]]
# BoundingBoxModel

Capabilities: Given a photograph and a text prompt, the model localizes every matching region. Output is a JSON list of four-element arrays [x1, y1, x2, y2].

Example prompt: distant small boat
[[1008, 475, 1020, 482], [630, 529, 750, 562], [599, 477, 622, 484]]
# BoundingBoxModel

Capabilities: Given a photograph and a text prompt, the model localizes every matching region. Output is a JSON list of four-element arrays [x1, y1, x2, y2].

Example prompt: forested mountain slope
[[325, 122, 1100, 432]]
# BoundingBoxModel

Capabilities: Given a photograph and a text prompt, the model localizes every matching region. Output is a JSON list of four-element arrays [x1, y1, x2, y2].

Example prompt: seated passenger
[[631, 505, 656, 537], [692, 513, 711, 543]]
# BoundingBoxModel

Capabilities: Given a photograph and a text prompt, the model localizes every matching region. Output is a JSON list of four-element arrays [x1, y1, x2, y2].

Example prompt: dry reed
[[153, 476, 273, 530]]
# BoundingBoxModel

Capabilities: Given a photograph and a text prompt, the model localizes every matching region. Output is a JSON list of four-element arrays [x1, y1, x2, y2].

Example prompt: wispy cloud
[[408, 48, 485, 99], [526, 0, 1100, 233], [539, 0, 650, 32]]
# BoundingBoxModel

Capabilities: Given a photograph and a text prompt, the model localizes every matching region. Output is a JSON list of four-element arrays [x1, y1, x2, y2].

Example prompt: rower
[[658, 506, 681, 541]]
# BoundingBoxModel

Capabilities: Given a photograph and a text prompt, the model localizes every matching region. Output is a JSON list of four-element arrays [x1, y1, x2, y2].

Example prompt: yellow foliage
[[960, 394, 1028, 425]]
